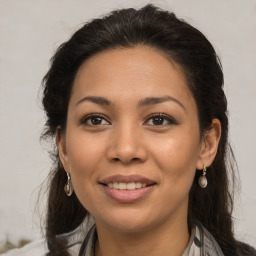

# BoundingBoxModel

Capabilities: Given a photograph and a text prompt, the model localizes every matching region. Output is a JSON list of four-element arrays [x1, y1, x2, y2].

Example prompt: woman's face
[[59, 46, 206, 232]]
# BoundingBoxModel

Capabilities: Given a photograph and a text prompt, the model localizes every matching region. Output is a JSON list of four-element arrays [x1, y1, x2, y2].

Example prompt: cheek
[[152, 134, 199, 169], [67, 133, 104, 168], [65, 133, 106, 211], [148, 132, 199, 190], [65, 132, 107, 197], [152, 139, 197, 211]]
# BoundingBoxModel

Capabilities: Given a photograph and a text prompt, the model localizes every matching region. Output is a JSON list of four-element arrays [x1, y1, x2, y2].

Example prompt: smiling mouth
[[99, 175, 156, 203], [101, 182, 155, 190], [99, 174, 157, 191]]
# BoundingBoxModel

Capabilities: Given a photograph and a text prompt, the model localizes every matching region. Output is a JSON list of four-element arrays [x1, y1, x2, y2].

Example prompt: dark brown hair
[[41, 4, 255, 256]]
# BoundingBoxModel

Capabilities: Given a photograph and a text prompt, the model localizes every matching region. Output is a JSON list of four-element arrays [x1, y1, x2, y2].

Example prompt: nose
[[106, 122, 147, 165]]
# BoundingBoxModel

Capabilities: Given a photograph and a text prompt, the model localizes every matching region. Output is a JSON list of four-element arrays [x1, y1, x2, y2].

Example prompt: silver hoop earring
[[64, 173, 73, 196], [198, 166, 208, 188]]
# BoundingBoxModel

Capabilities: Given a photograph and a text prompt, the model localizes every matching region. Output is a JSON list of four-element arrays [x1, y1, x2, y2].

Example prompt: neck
[[94, 215, 190, 256]]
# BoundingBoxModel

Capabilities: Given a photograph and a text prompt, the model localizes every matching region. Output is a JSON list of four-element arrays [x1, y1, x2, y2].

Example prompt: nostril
[[112, 157, 140, 163]]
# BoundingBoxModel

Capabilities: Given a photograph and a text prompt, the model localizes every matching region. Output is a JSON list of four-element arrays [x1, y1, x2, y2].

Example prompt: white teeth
[[127, 182, 135, 190], [107, 182, 147, 190], [119, 182, 127, 190], [136, 182, 146, 188], [113, 182, 119, 189]]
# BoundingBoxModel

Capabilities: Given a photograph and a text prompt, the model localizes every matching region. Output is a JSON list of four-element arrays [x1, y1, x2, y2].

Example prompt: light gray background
[[0, 0, 255, 248]]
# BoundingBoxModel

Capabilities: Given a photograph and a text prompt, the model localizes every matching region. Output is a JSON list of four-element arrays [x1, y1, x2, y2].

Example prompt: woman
[[4, 4, 255, 256]]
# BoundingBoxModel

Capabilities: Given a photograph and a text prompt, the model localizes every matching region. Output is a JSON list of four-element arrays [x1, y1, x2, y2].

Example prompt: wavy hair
[[41, 4, 255, 256]]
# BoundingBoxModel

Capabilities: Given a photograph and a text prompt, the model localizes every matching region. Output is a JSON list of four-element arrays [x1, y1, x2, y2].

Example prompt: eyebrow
[[76, 96, 111, 106], [76, 95, 185, 110], [137, 96, 185, 110]]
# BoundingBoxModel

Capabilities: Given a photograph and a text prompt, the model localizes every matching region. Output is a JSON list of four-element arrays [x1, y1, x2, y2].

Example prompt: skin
[[57, 46, 221, 256]]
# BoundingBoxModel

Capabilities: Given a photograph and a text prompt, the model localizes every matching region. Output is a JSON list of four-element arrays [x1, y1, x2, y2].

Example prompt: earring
[[198, 166, 208, 188], [64, 172, 73, 196]]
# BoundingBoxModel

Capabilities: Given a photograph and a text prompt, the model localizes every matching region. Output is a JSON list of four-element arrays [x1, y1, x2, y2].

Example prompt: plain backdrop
[[0, 0, 256, 248]]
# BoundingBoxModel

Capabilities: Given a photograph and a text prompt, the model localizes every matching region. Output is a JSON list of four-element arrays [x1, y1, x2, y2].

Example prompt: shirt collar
[[78, 224, 224, 256]]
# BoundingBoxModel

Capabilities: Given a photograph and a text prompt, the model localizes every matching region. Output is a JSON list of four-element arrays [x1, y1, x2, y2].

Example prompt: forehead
[[70, 46, 193, 106]]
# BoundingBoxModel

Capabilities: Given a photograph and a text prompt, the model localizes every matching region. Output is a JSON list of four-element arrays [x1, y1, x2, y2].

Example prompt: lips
[[99, 174, 156, 186], [99, 175, 157, 203]]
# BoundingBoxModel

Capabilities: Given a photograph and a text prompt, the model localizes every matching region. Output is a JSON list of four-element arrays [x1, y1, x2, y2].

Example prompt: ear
[[56, 126, 70, 173], [196, 119, 221, 170]]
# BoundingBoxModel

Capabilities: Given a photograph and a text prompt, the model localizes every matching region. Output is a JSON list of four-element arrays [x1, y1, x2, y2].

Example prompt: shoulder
[[2, 217, 94, 256], [2, 234, 83, 256], [197, 224, 256, 256], [1, 239, 48, 256], [1, 238, 82, 256], [193, 224, 224, 256]]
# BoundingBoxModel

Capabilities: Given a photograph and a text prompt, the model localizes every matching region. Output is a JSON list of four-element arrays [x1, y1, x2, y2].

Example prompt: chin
[[94, 207, 161, 233]]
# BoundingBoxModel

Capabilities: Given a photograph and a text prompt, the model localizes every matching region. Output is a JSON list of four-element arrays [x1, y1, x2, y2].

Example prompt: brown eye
[[146, 113, 178, 126], [91, 116, 103, 125], [152, 116, 165, 125], [81, 114, 110, 126]]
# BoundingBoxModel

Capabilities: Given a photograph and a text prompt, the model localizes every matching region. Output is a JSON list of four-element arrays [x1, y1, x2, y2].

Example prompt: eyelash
[[146, 113, 178, 126], [80, 113, 110, 126], [80, 113, 178, 126]]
